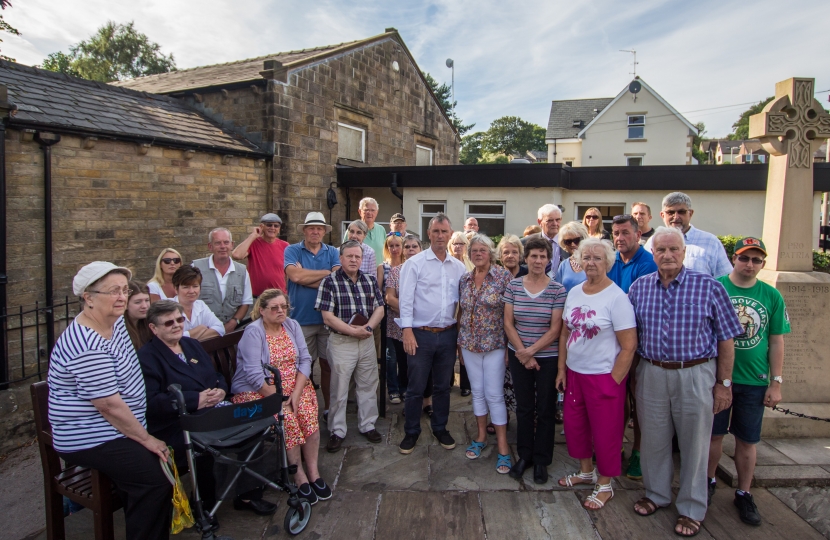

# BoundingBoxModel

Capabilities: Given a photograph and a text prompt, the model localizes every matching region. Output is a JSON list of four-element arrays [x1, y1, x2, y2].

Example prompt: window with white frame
[[627, 156, 643, 166], [337, 122, 365, 162], [628, 115, 645, 139], [415, 145, 433, 166], [465, 202, 506, 237], [576, 204, 625, 234], [419, 201, 446, 237]]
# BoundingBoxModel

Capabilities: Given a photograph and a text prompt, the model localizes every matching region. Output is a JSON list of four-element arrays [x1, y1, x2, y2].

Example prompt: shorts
[[712, 383, 767, 444], [302, 324, 330, 360]]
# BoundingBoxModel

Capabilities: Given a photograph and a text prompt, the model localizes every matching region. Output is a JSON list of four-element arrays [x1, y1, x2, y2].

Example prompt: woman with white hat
[[47, 261, 173, 540]]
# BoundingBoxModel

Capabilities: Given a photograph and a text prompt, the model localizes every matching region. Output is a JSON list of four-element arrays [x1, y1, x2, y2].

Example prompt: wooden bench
[[30, 381, 123, 540], [198, 328, 244, 389]]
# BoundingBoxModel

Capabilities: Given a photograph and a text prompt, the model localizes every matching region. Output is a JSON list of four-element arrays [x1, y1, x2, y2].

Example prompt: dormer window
[[572, 120, 583, 128]]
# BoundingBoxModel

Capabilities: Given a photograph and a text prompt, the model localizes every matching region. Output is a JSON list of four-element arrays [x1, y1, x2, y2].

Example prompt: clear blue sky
[[4, 0, 829, 139]]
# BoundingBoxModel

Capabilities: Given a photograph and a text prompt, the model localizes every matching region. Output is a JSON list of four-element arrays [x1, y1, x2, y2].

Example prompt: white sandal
[[559, 468, 597, 487], [584, 482, 614, 510]]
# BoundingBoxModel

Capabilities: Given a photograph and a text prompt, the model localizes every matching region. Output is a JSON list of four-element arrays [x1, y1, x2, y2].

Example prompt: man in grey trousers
[[627, 227, 743, 537]]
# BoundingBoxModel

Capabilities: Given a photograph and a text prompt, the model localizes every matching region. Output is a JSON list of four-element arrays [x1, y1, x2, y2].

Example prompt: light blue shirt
[[556, 258, 587, 293], [644, 225, 732, 278]]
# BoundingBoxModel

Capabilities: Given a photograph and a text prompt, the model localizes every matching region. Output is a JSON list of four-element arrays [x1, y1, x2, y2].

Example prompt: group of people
[[45, 192, 789, 538]]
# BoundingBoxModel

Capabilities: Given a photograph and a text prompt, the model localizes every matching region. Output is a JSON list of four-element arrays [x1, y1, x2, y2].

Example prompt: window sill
[[625, 138, 647, 143]]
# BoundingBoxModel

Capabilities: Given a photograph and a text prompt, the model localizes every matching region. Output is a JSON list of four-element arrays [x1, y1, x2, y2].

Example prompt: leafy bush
[[490, 234, 504, 246], [717, 235, 742, 259]]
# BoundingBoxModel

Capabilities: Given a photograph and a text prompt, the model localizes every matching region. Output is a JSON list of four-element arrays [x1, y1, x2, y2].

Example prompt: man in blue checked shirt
[[628, 227, 743, 537], [644, 192, 732, 278]]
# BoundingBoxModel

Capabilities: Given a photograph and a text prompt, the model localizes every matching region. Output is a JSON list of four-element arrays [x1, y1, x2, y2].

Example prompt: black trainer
[[734, 491, 761, 526], [297, 483, 318, 506], [400, 433, 419, 454], [433, 430, 456, 450], [707, 478, 716, 506], [311, 478, 332, 501]]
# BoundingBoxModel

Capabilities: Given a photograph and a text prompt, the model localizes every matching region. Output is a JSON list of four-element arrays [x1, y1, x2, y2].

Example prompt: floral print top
[[385, 265, 403, 341], [457, 265, 513, 352]]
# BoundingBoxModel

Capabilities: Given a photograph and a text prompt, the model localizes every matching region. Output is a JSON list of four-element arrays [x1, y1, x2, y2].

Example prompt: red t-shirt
[[247, 237, 289, 296]]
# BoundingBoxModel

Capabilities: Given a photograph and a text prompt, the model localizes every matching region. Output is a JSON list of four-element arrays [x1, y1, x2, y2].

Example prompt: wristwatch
[[366, 325, 373, 333], [772, 376, 783, 384], [717, 378, 732, 388], [234, 318, 242, 326]]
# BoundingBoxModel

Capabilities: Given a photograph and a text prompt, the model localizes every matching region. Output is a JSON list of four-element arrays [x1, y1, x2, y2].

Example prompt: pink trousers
[[563, 368, 627, 478]]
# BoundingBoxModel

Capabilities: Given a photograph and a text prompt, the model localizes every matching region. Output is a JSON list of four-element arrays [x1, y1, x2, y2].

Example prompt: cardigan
[[231, 317, 312, 394], [137, 336, 228, 443]]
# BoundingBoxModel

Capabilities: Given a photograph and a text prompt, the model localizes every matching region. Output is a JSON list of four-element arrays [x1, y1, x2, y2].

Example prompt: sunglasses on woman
[[563, 237, 582, 246], [159, 316, 185, 327], [386, 231, 403, 237], [161, 258, 182, 264]]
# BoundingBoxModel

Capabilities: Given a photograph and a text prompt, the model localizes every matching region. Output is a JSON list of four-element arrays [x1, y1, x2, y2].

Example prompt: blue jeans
[[404, 328, 457, 436], [386, 337, 400, 395]]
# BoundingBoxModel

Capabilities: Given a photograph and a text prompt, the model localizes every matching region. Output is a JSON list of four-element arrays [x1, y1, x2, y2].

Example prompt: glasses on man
[[265, 304, 289, 313], [159, 316, 186, 327], [563, 237, 582, 246], [161, 258, 182, 265], [737, 254, 765, 265], [664, 209, 689, 217], [386, 231, 403, 237], [89, 288, 132, 298], [262, 223, 281, 228]]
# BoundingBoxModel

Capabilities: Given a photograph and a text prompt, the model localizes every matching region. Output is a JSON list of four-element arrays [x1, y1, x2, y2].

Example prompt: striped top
[[47, 316, 147, 453], [503, 277, 567, 357]]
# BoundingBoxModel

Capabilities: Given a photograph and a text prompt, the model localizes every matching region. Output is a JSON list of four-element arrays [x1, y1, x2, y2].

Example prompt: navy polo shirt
[[284, 241, 341, 325], [608, 245, 658, 294]]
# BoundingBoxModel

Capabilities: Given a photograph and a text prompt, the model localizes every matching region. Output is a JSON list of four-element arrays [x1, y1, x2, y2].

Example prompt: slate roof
[[112, 37, 377, 94], [0, 60, 264, 155], [546, 98, 613, 139]]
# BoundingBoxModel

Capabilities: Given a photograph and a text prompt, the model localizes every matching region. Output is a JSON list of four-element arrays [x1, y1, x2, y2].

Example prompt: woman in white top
[[147, 248, 183, 302], [555, 238, 637, 511], [171, 266, 225, 340]]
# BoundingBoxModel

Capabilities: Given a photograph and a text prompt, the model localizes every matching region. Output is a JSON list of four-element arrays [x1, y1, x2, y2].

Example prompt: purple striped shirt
[[502, 277, 567, 357], [628, 267, 742, 362]]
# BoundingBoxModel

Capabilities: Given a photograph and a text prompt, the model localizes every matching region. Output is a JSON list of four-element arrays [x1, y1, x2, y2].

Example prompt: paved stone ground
[[5, 386, 830, 539], [717, 434, 830, 488]]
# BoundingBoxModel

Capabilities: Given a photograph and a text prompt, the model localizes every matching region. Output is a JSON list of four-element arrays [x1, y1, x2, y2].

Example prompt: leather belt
[[642, 357, 712, 370], [417, 323, 456, 333]]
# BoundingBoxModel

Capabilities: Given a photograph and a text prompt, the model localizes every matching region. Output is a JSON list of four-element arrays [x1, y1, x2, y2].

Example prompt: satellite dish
[[446, 58, 454, 68], [629, 81, 642, 94]]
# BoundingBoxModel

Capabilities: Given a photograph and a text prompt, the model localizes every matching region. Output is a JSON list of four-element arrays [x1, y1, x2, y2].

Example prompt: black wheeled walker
[[168, 366, 311, 539]]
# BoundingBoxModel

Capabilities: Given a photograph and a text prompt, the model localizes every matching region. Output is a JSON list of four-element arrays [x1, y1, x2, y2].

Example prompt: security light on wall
[[392, 61, 399, 72]]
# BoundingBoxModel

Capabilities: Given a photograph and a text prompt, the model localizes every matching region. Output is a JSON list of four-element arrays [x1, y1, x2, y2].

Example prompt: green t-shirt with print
[[717, 275, 791, 386]]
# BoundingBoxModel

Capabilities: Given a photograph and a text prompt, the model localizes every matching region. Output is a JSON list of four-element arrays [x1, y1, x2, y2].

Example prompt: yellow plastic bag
[[160, 448, 195, 534]]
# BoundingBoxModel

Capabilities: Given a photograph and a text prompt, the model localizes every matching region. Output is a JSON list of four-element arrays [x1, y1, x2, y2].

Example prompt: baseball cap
[[734, 237, 767, 256], [73, 261, 132, 296], [390, 213, 406, 222], [260, 213, 282, 223]]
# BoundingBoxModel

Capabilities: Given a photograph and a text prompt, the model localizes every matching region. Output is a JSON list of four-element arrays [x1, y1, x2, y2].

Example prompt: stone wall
[[4, 129, 268, 309], [263, 37, 458, 243]]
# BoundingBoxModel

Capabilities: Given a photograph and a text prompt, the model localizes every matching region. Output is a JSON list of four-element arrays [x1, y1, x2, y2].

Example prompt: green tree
[[481, 116, 546, 157], [0, 0, 20, 62], [728, 97, 773, 140], [459, 131, 484, 164], [691, 122, 707, 164], [41, 21, 175, 82], [422, 71, 474, 137]]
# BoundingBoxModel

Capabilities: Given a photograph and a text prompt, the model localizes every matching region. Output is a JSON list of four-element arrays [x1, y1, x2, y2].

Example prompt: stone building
[[114, 28, 459, 238], [0, 28, 458, 386]]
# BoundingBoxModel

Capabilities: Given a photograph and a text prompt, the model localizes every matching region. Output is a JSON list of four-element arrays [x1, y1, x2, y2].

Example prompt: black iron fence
[[1, 296, 79, 388]]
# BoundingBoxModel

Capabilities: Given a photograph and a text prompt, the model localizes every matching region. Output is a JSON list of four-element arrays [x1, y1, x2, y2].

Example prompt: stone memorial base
[[758, 270, 830, 438]]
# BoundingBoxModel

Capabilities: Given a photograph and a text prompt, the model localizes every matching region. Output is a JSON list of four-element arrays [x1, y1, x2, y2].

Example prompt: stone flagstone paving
[[6, 387, 829, 539]]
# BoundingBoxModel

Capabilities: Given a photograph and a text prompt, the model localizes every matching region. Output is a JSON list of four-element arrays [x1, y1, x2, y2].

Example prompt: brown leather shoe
[[326, 434, 344, 453], [361, 429, 383, 443]]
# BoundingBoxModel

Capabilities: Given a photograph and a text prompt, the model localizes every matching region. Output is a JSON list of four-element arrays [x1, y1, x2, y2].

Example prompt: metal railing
[[1, 296, 79, 388]]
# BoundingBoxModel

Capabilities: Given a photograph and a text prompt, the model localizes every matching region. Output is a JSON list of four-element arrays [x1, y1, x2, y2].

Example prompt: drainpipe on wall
[[390, 173, 403, 211], [0, 86, 11, 388], [34, 132, 60, 358]]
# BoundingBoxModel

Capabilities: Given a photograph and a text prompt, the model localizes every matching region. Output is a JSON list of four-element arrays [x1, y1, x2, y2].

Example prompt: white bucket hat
[[73, 261, 132, 296], [298, 211, 333, 232]]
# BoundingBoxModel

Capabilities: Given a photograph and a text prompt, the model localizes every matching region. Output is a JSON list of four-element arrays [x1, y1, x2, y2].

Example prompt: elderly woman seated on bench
[[47, 261, 172, 540], [137, 300, 229, 529], [232, 288, 332, 506]]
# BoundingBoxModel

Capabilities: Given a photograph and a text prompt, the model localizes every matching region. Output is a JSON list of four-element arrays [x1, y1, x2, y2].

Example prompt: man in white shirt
[[192, 228, 253, 334], [644, 192, 732, 278], [397, 214, 467, 454]]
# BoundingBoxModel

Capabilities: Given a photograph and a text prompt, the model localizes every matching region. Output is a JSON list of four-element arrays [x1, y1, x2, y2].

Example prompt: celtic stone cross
[[749, 77, 830, 271]]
